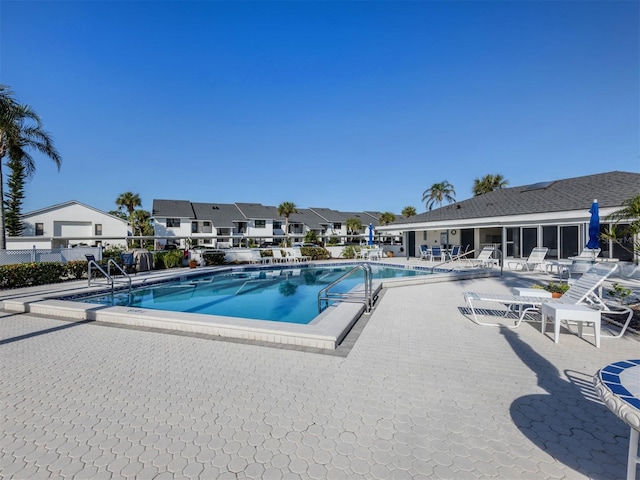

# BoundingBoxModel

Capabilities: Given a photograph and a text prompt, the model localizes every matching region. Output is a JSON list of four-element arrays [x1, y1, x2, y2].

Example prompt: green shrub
[[301, 246, 330, 260], [66, 260, 88, 280], [0, 262, 68, 289], [154, 250, 183, 269], [342, 246, 356, 259], [203, 251, 227, 266]]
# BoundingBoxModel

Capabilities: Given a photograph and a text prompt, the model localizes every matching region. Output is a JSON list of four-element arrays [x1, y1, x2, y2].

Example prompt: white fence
[[0, 246, 102, 266]]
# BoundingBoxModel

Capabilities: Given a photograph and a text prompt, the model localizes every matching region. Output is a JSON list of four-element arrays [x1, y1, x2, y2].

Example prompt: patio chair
[[250, 249, 271, 264], [368, 247, 381, 261], [446, 245, 463, 262], [508, 247, 548, 272], [287, 247, 310, 262], [467, 246, 497, 268], [419, 245, 431, 260], [120, 252, 137, 274], [463, 263, 632, 336], [271, 249, 290, 263], [430, 246, 443, 262]]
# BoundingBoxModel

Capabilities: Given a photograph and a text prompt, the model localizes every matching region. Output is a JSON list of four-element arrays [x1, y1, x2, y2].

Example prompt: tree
[[0, 85, 61, 248], [472, 174, 508, 196], [277, 201, 297, 246], [422, 181, 456, 211], [3, 158, 27, 236], [115, 192, 142, 248], [345, 217, 363, 244], [131, 209, 153, 248], [401, 206, 416, 218], [379, 212, 396, 225], [116, 192, 142, 220], [603, 195, 640, 258]]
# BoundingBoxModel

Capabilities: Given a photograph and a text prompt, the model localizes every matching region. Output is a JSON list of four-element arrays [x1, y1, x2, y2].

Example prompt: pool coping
[[1, 263, 497, 349]]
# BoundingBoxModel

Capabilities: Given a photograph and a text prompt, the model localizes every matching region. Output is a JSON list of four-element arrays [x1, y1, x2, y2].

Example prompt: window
[[35, 223, 44, 236], [255, 220, 266, 228], [95, 224, 102, 236], [333, 223, 341, 230], [273, 221, 282, 230], [166, 218, 180, 228], [191, 222, 198, 233]]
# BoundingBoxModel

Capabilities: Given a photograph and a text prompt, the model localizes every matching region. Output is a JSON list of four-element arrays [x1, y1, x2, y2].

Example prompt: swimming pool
[[75, 264, 432, 324], [3, 261, 491, 349]]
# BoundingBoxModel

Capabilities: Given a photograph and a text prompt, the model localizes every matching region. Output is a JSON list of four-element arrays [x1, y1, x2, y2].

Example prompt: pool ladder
[[87, 258, 132, 296], [318, 263, 374, 313]]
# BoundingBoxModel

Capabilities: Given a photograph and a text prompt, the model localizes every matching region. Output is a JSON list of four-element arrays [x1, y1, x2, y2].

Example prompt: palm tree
[[277, 201, 297, 246], [345, 217, 362, 244], [603, 195, 640, 257], [0, 85, 62, 249], [116, 192, 142, 247], [401, 206, 416, 218], [131, 209, 153, 248], [472, 174, 508, 196], [422, 181, 456, 211], [379, 212, 396, 225]]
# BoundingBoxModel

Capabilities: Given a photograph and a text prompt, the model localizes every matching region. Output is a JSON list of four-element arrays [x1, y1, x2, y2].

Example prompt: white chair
[[508, 247, 549, 272], [368, 247, 381, 260], [467, 247, 497, 268], [271, 249, 290, 263], [463, 263, 632, 340], [288, 248, 310, 262], [419, 245, 431, 260], [249, 249, 271, 264]]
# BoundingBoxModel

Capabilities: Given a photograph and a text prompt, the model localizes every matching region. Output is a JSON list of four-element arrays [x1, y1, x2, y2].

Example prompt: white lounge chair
[[463, 263, 632, 336], [467, 246, 497, 268], [508, 247, 549, 272], [271, 249, 290, 263], [419, 245, 431, 260], [249, 249, 271, 264], [287, 247, 310, 262]]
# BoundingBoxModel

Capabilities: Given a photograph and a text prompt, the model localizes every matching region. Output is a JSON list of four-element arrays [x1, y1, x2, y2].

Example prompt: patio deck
[[1, 259, 638, 479]]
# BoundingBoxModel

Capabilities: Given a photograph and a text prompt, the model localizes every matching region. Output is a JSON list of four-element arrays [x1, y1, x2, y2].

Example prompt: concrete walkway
[[1, 263, 639, 479]]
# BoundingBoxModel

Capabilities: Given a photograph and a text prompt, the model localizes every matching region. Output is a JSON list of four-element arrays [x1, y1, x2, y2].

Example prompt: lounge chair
[[271, 249, 290, 263], [467, 246, 497, 268], [249, 249, 271, 264], [287, 248, 310, 262], [508, 247, 548, 272], [463, 263, 632, 336], [419, 245, 431, 260]]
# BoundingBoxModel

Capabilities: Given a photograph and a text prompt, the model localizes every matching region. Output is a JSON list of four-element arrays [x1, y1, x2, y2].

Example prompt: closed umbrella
[[586, 199, 600, 249], [368, 223, 374, 245]]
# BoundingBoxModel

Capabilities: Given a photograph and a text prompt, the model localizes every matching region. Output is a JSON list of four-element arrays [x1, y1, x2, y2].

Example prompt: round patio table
[[594, 360, 640, 480]]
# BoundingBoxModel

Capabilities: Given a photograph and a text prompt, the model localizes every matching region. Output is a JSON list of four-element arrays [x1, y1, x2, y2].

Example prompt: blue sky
[[1, 1, 638, 217]]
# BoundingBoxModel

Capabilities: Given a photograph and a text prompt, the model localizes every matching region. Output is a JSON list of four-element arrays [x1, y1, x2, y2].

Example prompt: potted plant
[[534, 281, 570, 298], [189, 256, 198, 268]]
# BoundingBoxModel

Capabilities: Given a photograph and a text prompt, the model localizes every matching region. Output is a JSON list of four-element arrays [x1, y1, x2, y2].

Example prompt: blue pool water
[[78, 264, 431, 324]]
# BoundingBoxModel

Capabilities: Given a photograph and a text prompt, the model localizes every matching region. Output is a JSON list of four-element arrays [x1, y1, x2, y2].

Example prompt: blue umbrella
[[586, 199, 600, 249], [368, 223, 374, 245]]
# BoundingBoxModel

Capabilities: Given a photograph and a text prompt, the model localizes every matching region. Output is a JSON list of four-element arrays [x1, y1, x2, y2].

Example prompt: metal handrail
[[430, 249, 475, 273], [87, 259, 132, 296], [318, 263, 373, 313]]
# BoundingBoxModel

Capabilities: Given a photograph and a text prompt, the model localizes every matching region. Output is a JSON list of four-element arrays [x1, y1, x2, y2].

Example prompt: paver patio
[[1, 263, 638, 479]]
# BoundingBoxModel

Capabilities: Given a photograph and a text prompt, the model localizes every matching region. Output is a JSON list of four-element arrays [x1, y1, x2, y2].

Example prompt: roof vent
[[524, 181, 555, 191]]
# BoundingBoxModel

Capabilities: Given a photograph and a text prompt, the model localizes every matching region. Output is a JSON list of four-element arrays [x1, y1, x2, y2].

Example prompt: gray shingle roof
[[191, 203, 244, 228], [152, 199, 194, 218], [392, 171, 640, 225], [288, 209, 326, 229], [234, 203, 279, 220]]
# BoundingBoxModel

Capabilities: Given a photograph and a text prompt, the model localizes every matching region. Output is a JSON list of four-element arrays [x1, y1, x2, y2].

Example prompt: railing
[[88, 258, 132, 296], [0, 246, 102, 266], [430, 249, 476, 273], [318, 263, 373, 313]]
